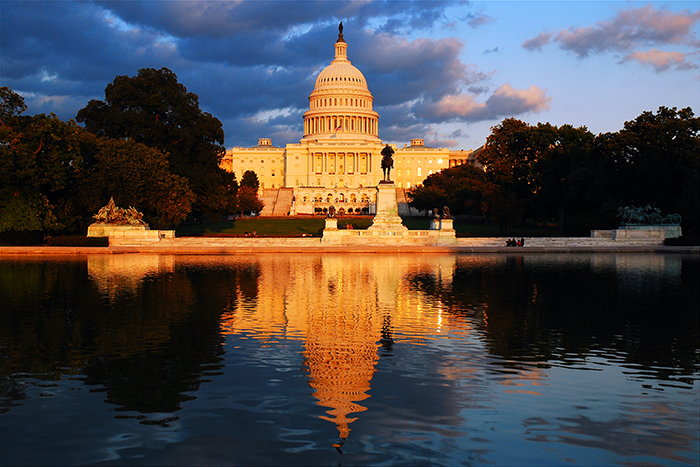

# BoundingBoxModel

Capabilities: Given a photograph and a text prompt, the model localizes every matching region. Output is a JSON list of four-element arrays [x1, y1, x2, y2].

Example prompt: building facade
[[221, 26, 480, 215]]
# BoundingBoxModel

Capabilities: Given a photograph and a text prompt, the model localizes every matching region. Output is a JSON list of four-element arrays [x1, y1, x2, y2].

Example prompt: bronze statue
[[381, 144, 394, 182], [617, 204, 681, 226], [93, 197, 146, 226], [338, 22, 344, 42]]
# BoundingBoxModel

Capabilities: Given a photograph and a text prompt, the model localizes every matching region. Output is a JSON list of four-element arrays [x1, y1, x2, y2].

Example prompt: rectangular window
[[360, 154, 367, 174], [315, 155, 323, 174]]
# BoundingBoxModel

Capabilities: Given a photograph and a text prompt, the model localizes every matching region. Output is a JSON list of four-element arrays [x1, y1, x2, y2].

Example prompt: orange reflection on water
[[87, 254, 174, 300], [219, 253, 459, 439]]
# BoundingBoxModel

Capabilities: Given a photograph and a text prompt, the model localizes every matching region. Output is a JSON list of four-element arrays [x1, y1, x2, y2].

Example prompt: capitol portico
[[221, 25, 481, 216]]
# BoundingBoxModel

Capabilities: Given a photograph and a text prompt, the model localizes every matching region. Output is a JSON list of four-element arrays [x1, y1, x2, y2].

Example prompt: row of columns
[[310, 152, 373, 175], [304, 115, 378, 136]]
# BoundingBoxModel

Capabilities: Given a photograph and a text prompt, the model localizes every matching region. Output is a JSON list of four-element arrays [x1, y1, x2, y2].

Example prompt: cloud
[[621, 49, 699, 72], [1, 0, 547, 149], [522, 32, 554, 52], [414, 84, 551, 122], [467, 13, 494, 28], [522, 6, 700, 57]]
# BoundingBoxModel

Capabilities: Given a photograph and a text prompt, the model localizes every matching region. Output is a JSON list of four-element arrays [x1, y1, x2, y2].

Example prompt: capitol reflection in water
[[216, 254, 459, 439]]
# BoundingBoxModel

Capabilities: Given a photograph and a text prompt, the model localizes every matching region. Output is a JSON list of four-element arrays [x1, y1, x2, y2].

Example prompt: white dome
[[315, 62, 368, 91], [302, 30, 380, 142]]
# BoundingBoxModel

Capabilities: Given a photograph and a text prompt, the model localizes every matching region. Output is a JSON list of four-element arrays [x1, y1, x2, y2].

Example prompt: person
[[520, 237, 525, 247]]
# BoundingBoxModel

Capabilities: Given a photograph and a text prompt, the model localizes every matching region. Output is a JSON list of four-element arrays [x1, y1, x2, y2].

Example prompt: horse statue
[[381, 144, 394, 182]]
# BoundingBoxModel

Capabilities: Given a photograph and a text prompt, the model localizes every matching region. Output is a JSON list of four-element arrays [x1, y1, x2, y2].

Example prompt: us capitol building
[[221, 25, 481, 216]]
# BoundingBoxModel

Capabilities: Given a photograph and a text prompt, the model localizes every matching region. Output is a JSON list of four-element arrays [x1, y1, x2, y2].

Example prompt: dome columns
[[304, 114, 379, 138]]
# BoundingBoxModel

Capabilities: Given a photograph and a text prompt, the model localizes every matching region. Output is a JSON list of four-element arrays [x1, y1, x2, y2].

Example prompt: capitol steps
[[272, 188, 294, 216]]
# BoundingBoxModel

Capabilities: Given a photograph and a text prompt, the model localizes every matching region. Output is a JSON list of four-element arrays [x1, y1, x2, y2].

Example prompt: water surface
[[1, 253, 698, 465]]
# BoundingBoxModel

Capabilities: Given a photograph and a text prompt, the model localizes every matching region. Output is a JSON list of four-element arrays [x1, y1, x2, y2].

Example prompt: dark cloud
[[2, 0, 548, 149]]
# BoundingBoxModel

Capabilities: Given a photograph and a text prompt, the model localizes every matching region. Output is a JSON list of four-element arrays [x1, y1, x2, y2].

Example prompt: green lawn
[[176, 216, 559, 237]]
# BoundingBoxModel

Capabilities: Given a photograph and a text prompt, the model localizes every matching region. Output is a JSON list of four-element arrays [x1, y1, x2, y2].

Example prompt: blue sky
[[2, 1, 698, 151]]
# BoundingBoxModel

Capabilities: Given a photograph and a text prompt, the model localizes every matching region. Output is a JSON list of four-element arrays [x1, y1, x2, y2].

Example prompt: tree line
[[0, 68, 263, 241], [408, 107, 699, 235]]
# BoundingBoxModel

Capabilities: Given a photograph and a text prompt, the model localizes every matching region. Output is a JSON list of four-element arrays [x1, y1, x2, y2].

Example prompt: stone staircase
[[396, 188, 424, 216], [273, 188, 294, 216], [259, 188, 295, 216]]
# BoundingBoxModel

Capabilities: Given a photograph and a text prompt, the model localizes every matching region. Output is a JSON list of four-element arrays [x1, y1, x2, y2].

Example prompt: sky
[[2, 1, 699, 151]]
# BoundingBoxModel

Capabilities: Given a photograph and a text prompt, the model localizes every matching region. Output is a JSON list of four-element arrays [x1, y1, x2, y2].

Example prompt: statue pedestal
[[440, 218, 455, 231], [324, 218, 339, 230], [87, 223, 149, 237], [368, 182, 407, 231]]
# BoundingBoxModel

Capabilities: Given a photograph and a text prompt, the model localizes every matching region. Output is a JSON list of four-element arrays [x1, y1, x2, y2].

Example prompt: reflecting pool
[[1, 253, 698, 466]]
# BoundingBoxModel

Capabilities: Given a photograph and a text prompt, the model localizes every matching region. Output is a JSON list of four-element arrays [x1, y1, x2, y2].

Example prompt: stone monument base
[[368, 181, 407, 231], [321, 182, 456, 246], [87, 223, 149, 237]]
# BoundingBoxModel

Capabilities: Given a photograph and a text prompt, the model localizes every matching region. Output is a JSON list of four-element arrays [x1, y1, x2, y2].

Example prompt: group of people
[[506, 237, 525, 247]]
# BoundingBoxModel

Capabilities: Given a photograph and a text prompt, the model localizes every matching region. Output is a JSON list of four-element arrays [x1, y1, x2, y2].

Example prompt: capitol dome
[[302, 25, 380, 142]]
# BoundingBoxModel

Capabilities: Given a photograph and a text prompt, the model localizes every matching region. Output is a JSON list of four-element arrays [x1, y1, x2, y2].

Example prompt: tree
[[85, 138, 195, 229], [240, 170, 260, 190], [237, 187, 264, 215], [407, 185, 448, 214], [408, 164, 486, 217], [528, 123, 595, 235], [477, 118, 534, 232], [1, 107, 85, 233], [76, 68, 231, 219], [0, 86, 28, 123], [236, 170, 263, 215], [1, 86, 195, 235], [616, 107, 699, 234]]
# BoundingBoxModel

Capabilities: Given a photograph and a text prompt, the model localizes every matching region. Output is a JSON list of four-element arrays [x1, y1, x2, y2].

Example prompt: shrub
[[46, 236, 109, 247], [664, 235, 700, 246], [0, 230, 44, 245]]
